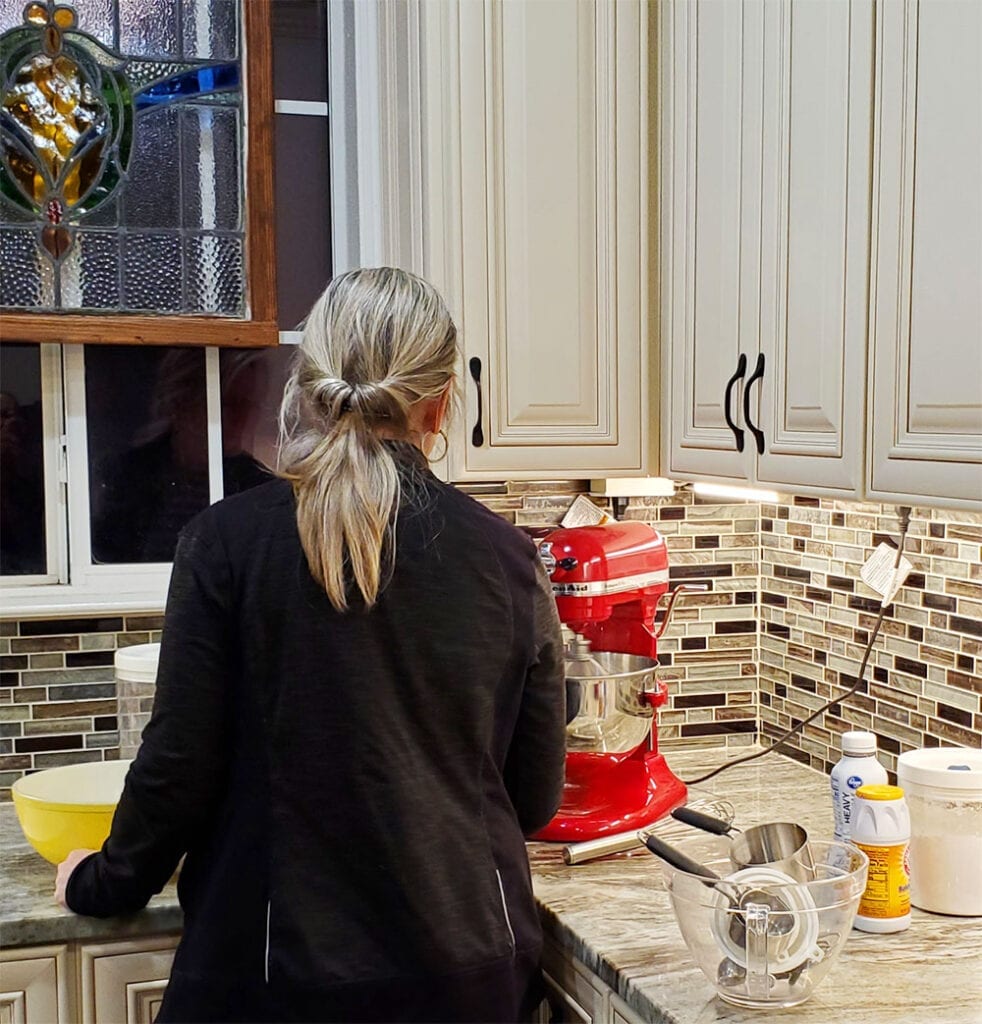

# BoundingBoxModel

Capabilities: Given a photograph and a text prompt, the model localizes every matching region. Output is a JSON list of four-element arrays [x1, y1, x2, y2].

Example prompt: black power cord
[[681, 505, 913, 787]]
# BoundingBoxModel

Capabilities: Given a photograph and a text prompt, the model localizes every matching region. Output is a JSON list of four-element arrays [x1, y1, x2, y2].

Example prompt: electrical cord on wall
[[680, 505, 913, 787]]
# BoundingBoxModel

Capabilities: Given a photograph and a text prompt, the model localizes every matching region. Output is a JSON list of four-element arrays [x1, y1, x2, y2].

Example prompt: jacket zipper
[[495, 869, 517, 955], [264, 900, 272, 983]]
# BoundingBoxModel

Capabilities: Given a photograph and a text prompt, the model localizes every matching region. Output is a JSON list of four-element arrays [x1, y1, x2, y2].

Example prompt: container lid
[[897, 747, 982, 792], [841, 730, 878, 756], [856, 784, 904, 802], [114, 642, 160, 682]]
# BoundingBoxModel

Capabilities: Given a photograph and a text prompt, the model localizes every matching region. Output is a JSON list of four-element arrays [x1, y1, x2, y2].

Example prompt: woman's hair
[[278, 267, 458, 611]]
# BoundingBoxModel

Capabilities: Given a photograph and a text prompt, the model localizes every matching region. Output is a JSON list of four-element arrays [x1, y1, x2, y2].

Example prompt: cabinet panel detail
[[868, 0, 982, 504], [0, 946, 71, 1024], [79, 938, 179, 1024], [432, 0, 647, 477]]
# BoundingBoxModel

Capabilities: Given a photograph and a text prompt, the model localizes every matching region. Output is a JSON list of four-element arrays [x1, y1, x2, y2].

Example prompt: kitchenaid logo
[[551, 569, 670, 596]]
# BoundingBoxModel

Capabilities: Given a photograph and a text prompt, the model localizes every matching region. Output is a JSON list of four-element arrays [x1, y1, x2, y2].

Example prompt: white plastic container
[[897, 747, 982, 916], [851, 784, 911, 933], [830, 731, 888, 842], [115, 643, 160, 760]]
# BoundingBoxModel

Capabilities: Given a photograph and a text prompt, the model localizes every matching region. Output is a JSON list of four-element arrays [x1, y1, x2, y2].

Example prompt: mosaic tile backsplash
[[1, 488, 979, 800]]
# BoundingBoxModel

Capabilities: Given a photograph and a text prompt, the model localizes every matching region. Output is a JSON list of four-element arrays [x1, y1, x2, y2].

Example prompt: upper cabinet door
[[867, 0, 982, 508], [422, 0, 650, 480], [662, 0, 759, 483], [662, 0, 872, 496], [755, 0, 872, 493]]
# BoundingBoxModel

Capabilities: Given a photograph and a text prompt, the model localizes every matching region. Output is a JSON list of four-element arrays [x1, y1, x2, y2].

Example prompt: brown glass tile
[[10, 636, 80, 654], [20, 618, 123, 636], [33, 700, 117, 720], [0, 622, 18, 637], [65, 651, 116, 668], [681, 720, 756, 737], [929, 522, 946, 538], [675, 693, 726, 708], [922, 593, 957, 612], [937, 702, 973, 728], [15, 735, 83, 753], [124, 615, 166, 631], [951, 615, 982, 639], [928, 717, 982, 747]]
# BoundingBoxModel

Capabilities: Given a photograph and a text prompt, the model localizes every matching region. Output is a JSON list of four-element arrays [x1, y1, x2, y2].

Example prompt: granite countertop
[[0, 807, 183, 946], [3, 748, 980, 1024], [527, 747, 982, 1024]]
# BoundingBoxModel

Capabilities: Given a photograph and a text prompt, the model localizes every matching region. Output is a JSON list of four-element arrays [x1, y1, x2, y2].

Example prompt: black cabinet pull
[[743, 352, 766, 455], [468, 356, 484, 447], [723, 353, 747, 452]]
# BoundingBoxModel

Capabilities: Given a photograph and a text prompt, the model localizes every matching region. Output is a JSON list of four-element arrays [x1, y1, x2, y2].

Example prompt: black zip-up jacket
[[67, 456, 566, 1022]]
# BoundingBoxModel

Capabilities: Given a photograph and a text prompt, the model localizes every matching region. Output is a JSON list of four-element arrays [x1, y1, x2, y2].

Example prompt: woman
[[55, 268, 567, 1023]]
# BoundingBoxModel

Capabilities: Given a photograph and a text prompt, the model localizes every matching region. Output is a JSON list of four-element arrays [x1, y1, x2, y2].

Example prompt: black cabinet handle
[[723, 354, 747, 452], [743, 352, 766, 455], [468, 356, 484, 447]]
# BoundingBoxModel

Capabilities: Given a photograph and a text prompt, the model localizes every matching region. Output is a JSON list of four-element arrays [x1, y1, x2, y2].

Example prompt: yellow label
[[855, 841, 910, 919]]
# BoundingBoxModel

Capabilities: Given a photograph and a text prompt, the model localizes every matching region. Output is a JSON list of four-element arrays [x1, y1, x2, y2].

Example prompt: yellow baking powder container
[[851, 783, 911, 933]]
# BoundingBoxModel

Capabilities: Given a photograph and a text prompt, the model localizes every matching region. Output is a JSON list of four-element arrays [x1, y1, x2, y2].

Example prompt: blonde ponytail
[[278, 268, 457, 611]]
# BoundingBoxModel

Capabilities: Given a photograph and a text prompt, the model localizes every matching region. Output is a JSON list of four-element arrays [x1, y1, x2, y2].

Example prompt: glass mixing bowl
[[660, 838, 869, 1009]]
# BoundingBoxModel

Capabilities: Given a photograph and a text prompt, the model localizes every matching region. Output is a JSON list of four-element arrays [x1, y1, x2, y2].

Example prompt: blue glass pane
[[135, 63, 239, 110]]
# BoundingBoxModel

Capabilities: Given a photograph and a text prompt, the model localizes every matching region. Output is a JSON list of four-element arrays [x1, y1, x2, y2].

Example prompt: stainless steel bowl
[[564, 651, 657, 753]]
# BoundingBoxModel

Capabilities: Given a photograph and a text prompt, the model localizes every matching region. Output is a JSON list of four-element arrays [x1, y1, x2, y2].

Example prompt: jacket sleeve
[[503, 558, 567, 836], [67, 511, 233, 917]]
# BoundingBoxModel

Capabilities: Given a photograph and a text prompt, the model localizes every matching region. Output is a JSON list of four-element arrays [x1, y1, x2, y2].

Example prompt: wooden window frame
[[0, 0, 277, 349]]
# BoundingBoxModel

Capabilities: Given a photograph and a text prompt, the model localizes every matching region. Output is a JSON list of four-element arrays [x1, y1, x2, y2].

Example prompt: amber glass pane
[[0, 343, 46, 575], [86, 345, 209, 564]]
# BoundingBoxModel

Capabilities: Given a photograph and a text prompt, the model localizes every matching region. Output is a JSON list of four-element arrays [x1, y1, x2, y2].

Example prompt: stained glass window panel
[[0, 0, 246, 316], [0, 343, 47, 575]]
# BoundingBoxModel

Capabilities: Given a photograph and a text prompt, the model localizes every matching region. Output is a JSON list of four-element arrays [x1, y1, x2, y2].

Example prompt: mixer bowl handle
[[641, 678, 669, 708]]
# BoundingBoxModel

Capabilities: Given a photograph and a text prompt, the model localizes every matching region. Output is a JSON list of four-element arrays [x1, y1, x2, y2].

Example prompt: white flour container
[[115, 643, 160, 760], [897, 747, 982, 916]]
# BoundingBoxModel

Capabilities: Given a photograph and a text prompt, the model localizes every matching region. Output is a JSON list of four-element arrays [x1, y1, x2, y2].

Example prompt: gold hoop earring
[[428, 429, 449, 462]]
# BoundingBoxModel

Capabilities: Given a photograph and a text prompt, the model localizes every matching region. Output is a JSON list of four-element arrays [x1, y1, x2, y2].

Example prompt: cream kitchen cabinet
[[537, 939, 646, 1024], [420, 0, 653, 480], [661, 0, 873, 498], [0, 945, 72, 1024], [866, 0, 982, 508], [78, 936, 178, 1024], [1, 935, 178, 1024]]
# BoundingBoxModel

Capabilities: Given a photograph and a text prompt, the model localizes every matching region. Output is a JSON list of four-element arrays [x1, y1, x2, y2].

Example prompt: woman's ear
[[433, 383, 452, 433]]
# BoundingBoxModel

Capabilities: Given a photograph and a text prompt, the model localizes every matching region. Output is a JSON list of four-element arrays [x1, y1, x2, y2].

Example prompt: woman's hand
[[54, 849, 97, 909]]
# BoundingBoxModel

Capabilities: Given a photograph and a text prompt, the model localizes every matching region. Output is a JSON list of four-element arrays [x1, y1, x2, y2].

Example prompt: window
[[0, 0, 277, 346], [1, 0, 331, 613]]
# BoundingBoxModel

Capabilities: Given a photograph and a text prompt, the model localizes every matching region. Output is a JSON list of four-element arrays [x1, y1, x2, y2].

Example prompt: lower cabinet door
[[78, 937, 179, 1024], [609, 992, 647, 1024], [540, 941, 607, 1024], [0, 946, 72, 1024]]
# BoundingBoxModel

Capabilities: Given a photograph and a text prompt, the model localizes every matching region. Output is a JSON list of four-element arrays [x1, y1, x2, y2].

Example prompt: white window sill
[[0, 581, 170, 620]]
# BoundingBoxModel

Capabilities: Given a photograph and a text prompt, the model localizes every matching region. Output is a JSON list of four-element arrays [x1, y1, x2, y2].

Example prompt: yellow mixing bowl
[[11, 760, 132, 865]]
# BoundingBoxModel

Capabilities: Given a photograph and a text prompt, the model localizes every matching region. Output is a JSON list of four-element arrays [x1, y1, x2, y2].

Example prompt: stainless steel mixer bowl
[[564, 651, 657, 753]]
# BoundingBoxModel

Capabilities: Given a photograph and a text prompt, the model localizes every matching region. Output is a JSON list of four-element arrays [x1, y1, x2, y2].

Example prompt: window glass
[[272, 0, 328, 102], [0, 343, 46, 575], [86, 346, 209, 564], [274, 112, 332, 329], [0, 0, 245, 315], [219, 346, 296, 495]]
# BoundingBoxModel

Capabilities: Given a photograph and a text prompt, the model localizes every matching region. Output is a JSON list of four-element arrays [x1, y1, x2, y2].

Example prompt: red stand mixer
[[533, 520, 702, 842]]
